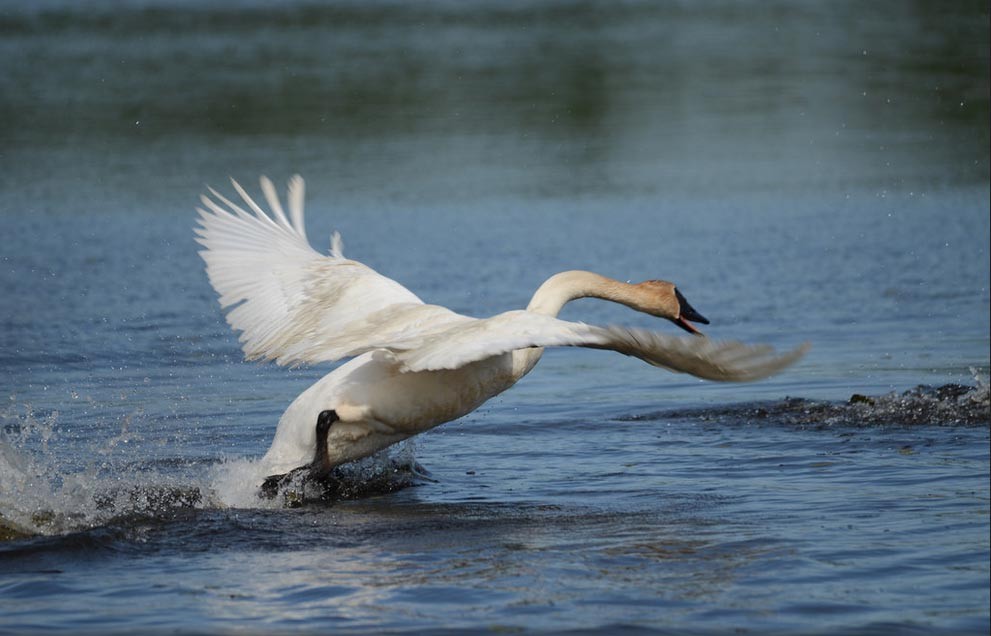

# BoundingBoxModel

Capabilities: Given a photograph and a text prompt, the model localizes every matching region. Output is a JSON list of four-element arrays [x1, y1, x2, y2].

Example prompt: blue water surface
[[1, 1, 988, 634]]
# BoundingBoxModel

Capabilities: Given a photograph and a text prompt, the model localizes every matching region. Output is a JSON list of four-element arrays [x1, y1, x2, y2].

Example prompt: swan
[[195, 176, 807, 491]]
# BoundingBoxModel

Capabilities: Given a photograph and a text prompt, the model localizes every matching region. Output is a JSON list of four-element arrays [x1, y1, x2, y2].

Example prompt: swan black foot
[[258, 410, 432, 507], [260, 409, 338, 505]]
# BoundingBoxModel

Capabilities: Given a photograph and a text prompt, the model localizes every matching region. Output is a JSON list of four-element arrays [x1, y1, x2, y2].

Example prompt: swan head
[[632, 280, 710, 336]]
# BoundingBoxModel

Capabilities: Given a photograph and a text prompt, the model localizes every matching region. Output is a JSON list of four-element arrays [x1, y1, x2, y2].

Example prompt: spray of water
[[1, 400, 423, 538], [5, 370, 984, 538], [0, 401, 206, 538]]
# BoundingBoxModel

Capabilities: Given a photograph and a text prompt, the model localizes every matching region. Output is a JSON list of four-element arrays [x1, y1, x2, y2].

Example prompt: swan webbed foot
[[259, 466, 314, 502], [259, 409, 339, 505], [257, 410, 431, 507]]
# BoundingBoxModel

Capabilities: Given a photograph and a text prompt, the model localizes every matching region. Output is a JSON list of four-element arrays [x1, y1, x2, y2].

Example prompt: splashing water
[[4, 373, 987, 539], [0, 401, 424, 538], [631, 369, 990, 428], [0, 402, 205, 538], [207, 440, 425, 510], [2, 368, 985, 539]]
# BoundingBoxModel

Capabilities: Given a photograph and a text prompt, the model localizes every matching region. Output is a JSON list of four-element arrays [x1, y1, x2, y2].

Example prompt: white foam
[[1, 401, 208, 535], [1, 398, 426, 536]]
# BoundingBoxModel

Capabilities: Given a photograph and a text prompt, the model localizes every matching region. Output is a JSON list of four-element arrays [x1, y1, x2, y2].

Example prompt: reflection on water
[[0, 498, 771, 632], [1, 383, 989, 632]]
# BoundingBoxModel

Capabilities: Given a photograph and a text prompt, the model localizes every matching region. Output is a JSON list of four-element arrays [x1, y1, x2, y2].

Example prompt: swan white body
[[195, 176, 808, 477]]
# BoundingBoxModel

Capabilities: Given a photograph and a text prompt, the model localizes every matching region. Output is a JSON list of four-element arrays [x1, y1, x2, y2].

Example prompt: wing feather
[[392, 311, 807, 382], [287, 175, 307, 240], [259, 175, 292, 232], [587, 325, 809, 381], [196, 175, 806, 382], [196, 175, 427, 366]]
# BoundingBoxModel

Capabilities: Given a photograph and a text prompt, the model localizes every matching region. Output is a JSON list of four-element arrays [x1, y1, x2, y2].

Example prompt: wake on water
[[1, 372, 988, 539], [629, 369, 990, 428]]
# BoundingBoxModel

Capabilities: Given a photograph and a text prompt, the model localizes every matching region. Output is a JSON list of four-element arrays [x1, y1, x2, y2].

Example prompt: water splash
[[208, 439, 425, 510], [633, 371, 990, 428], [6, 373, 985, 538], [0, 402, 206, 539], [841, 368, 989, 426], [1, 400, 426, 538]]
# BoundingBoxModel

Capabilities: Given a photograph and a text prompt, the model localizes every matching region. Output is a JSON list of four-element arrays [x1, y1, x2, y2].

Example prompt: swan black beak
[[673, 288, 709, 336]]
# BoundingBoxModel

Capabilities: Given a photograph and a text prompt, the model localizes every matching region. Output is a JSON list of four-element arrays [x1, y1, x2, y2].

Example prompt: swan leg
[[259, 410, 339, 500], [306, 408, 339, 480]]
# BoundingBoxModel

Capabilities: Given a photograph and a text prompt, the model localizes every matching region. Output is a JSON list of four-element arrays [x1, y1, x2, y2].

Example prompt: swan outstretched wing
[[392, 311, 808, 382], [196, 176, 806, 380], [581, 325, 809, 382], [195, 175, 446, 366]]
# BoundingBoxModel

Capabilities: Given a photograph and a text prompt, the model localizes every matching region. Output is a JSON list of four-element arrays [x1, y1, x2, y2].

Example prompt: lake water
[[1, 1, 989, 634]]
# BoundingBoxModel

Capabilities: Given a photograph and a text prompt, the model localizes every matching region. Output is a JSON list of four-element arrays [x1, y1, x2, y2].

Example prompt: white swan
[[195, 176, 807, 485]]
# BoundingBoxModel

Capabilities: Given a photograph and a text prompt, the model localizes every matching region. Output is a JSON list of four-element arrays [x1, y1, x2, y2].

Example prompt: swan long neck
[[515, 270, 657, 380], [526, 270, 640, 317]]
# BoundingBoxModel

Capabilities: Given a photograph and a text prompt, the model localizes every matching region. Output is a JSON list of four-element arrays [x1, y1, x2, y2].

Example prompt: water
[[1, 1, 989, 634]]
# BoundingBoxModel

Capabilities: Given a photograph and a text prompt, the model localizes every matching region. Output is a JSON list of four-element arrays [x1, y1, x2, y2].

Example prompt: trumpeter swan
[[195, 176, 807, 490]]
